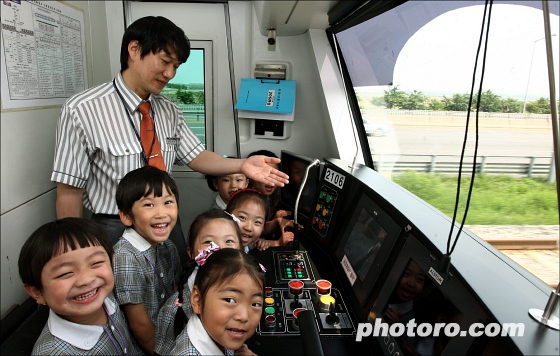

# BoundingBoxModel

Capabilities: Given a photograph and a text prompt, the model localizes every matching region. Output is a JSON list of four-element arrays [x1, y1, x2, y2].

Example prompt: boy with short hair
[[18, 217, 142, 355], [113, 166, 182, 355], [205, 156, 250, 210]]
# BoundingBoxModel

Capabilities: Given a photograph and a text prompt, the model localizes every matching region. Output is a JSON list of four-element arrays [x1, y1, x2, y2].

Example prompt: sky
[[357, 4, 559, 100], [169, 49, 204, 85]]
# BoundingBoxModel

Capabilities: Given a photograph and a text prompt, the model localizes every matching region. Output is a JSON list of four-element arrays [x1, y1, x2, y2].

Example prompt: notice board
[[1, 0, 87, 109]]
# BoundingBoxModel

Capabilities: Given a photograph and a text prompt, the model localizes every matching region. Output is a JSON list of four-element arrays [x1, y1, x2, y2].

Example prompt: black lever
[[326, 302, 340, 325], [291, 292, 302, 310], [297, 310, 324, 355]]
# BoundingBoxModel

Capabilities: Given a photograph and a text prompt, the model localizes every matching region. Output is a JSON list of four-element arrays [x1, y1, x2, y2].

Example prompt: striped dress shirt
[[51, 73, 204, 214]]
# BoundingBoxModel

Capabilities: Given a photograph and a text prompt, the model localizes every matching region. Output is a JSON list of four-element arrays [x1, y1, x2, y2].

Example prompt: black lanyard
[[112, 79, 156, 166]]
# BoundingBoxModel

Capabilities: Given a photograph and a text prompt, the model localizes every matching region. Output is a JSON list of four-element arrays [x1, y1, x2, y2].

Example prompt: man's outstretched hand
[[241, 155, 289, 186]]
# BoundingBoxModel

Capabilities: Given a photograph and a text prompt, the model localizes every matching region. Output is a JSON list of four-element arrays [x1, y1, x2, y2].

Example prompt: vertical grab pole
[[224, 3, 241, 158], [528, 2, 560, 330], [541, 1, 560, 220], [292, 159, 321, 258]]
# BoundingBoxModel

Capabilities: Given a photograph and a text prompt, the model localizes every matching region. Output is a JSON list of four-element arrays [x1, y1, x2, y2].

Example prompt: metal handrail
[[372, 154, 555, 182]]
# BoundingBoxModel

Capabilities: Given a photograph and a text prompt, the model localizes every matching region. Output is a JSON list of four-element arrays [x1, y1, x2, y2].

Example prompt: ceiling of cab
[[253, 0, 339, 36]]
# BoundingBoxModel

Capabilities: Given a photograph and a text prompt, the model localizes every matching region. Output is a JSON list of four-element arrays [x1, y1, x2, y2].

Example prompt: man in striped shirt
[[51, 16, 288, 264]]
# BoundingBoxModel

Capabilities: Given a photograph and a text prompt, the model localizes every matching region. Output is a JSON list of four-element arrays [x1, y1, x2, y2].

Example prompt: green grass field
[[393, 171, 558, 225]]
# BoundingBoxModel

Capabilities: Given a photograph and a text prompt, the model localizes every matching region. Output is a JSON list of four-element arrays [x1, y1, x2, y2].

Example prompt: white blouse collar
[[187, 314, 223, 355], [122, 227, 152, 252], [48, 296, 117, 350]]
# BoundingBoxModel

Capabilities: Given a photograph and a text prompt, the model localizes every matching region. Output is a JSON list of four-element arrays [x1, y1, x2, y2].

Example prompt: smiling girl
[[171, 248, 265, 355], [154, 210, 242, 355], [226, 188, 293, 251]]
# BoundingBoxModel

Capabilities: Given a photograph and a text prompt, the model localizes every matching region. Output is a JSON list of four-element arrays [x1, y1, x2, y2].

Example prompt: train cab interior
[[1, 0, 559, 355]]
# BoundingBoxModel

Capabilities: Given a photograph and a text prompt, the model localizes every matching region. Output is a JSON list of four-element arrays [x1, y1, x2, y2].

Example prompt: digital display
[[382, 258, 464, 356], [280, 151, 320, 223], [334, 192, 403, 307], [343, 208, 387, 282]]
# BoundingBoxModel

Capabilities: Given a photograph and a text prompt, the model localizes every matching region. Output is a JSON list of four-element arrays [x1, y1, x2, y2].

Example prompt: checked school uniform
[[154, 270, 196, 355], [208, 194, 227, 211], [170, 314, 234, 356], [32, 293, 143, 355], [113, 228, 182, 322]]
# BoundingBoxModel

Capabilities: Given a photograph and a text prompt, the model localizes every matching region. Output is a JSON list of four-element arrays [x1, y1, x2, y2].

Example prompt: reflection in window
[[343, 208, 387, 281], [382, 259, 464, 356]]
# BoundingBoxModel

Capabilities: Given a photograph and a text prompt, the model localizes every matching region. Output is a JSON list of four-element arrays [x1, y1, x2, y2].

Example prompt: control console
[[256, 280, 355, 337], [273, 251, 314, 281], [311, 185, 339, 237]]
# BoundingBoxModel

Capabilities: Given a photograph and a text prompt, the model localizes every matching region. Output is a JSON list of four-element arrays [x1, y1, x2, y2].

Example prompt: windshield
[[334, 1, 559, 288]]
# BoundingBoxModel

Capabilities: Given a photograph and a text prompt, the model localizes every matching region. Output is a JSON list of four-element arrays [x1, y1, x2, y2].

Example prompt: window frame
[[172, 40, 213, 172]]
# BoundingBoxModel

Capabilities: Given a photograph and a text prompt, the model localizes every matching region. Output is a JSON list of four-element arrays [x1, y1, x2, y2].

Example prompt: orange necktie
[[138, 101, 166, 171]]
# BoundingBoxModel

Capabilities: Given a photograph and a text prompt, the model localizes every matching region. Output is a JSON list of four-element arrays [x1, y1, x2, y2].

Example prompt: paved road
[[368, 125, 554, 159]]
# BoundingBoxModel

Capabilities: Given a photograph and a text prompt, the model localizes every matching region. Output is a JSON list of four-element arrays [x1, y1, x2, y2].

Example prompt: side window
[[161, 40, 214, 165]]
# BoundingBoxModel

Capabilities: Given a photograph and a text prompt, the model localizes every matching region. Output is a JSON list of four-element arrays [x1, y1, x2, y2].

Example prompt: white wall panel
[[1, 191, 56, 315], [239, 12, 339, 160], [0, 108, 58, 214], [0, 0, 114, 315]]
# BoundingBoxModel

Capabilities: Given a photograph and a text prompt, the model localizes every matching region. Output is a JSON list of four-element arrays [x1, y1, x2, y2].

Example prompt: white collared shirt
[[48, 297, 117, 350], [388, 300, 414, 314], [187, 314, 223, 355], [122, 227, 152, 252], [215, 195, 227, 210]]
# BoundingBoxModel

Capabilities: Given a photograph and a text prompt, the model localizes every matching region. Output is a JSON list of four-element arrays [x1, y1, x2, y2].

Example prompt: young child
[[247, 150, 281, 221], [248, 150, 295, 243], [205, 156, 250, 210], [225, 188, 273, 251], [113, 166, 182, 355], [154, 210, 242, 355], [383, 259, 426, 325], [18, 218, 142, 355], [171, 248, 265, 355]]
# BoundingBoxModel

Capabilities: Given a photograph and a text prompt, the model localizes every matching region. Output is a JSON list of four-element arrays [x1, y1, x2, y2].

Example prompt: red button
[[313, 217, 317, 224], [319, 222, 323, 229]]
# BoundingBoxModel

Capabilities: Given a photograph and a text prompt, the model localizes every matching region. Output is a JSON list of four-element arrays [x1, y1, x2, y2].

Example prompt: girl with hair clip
[[154, 210, 242, 355], [226, 188, 294, 252], [171, 248, 265, 355]]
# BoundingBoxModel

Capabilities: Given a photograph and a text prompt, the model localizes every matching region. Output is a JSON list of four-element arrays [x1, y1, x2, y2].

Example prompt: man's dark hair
[[116, 166, 179, 217], [19, 218, 113, 291], [120, 16, 191, 71]]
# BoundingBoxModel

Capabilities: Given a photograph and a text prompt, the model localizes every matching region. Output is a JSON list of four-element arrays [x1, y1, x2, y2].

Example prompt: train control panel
[[248, 155, 559, 356], [256, 281, 355, 337]]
